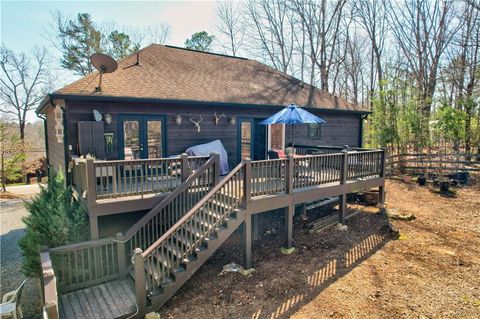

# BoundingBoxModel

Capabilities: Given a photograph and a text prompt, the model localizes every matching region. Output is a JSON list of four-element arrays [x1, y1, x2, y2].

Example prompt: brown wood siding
[[65, 100, 362, 168], [45, 106, 66, 173]]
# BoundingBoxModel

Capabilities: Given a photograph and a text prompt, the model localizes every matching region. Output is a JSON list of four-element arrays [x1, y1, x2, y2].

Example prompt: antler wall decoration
[[213, 111, 225, 125], [190, 116, 203, 132]]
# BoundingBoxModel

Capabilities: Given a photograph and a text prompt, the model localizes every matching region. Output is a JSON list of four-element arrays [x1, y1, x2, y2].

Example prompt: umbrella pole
[[292, 124, 295, 155]]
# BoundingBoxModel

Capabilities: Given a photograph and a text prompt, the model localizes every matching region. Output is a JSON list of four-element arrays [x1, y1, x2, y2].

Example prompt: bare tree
[[245, 0, 295, 73], [352, 0, 388, 104], [444, 1, 480, 155], [290, 0, 347, 95], [388, 0, 458, 120], [143, 23, 171, 45], [0, 46, 51, 140], [216, 2, 245, 56]]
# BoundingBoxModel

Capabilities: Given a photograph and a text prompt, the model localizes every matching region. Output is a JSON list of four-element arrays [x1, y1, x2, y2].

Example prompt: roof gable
[[54, 44, 367, 112]]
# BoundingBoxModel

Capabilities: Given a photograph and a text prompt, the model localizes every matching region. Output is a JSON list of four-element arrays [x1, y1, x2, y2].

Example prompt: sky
[[1, 0, 222, 122]]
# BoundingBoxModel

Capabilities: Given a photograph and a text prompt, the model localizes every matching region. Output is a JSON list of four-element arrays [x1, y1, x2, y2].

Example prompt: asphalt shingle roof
[[53, 44, 367, 112]]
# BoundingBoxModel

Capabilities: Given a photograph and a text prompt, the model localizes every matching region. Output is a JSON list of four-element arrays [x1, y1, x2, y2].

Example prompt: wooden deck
[[42, 148, 387, 319], [59, 279, 137, 319]]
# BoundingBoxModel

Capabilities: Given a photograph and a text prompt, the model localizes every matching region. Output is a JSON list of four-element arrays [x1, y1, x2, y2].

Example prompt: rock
[[280, 247, 296, 255], [336, 223, 348, 231], [239, 268, 256, 277], [145, 312, 160, 319]]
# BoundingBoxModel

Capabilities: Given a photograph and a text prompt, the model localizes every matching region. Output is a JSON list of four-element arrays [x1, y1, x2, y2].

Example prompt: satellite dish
[[90, 53, 118, 92]]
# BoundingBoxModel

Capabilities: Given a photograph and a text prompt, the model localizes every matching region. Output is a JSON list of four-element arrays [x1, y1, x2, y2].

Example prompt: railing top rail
[[252, 158, 288, 164], [122, 156, 217, 240], [92, 157, 182, 165], [142, 161, 245, 258], [49, 237, 116, 253]]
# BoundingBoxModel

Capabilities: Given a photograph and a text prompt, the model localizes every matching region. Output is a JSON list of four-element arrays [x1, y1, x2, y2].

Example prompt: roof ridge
[[162, 45, 249, 60]]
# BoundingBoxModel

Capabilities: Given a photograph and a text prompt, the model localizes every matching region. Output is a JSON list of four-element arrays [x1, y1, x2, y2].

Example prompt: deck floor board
[[59, 280, 136, 319]]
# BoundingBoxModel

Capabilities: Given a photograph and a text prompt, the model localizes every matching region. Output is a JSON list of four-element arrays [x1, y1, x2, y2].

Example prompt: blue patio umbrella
[[260, 103, 326, 150]]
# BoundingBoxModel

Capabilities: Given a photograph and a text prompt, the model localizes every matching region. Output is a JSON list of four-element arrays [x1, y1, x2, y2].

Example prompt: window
[[308, 124, 322, 138]]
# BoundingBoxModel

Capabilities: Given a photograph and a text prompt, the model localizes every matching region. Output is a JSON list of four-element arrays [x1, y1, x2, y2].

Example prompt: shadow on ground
[[160, 209, 393, 319]]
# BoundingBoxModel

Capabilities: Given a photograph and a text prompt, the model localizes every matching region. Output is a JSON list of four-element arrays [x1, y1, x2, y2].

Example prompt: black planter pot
[[439, 181, 450, 193], [418, 176, 427, 186]]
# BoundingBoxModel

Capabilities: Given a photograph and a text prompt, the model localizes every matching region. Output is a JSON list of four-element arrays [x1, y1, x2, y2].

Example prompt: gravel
[[1, 200, 42, 319]]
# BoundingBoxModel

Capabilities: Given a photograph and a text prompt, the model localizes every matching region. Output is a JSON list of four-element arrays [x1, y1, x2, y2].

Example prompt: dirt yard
[[160, 179, 480, 319]]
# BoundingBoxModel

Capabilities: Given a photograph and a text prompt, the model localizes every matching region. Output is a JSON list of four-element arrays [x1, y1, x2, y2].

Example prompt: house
[[37, 45, 385, 318], [37, 44, 367, 175]]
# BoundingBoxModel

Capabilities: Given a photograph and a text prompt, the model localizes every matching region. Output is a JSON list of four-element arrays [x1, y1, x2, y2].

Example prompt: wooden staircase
[[132, 162, 247, 313]]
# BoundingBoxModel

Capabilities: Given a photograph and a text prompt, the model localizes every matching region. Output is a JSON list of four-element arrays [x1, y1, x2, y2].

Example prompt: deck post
[[40, 247, 59, 319], [85, 158, 97, 208], [133, 248, 147, 316], [243, 158, 252, 208], [285, 205, 294, 248], [252, 214, 259, 241], [286, 155, 294, 194], [300, 203, 307, 220], [244, 213, 252, 269], [181, 153, 190, 181], [339, 150, 349, 224], [212, 152, 220, 186], [89, 215, 99, 240], [378, 148, 387, 207], [116, 232, 127, 279]]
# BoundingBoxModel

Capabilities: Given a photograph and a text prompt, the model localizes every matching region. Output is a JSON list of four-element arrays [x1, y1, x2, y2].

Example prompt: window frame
[[308, 123, 322, 139]]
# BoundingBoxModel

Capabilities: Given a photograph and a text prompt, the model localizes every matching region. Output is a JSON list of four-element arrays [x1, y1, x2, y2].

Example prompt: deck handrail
[[141, 161, 246, 258], [71, 155, 210, 202], [121, 154, 220, 262], [46, 155, 219, 294], [136, 161, 246, 301]]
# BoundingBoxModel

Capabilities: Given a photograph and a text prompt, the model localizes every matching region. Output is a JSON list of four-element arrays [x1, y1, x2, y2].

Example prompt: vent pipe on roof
[[135, 53, 140, 66]]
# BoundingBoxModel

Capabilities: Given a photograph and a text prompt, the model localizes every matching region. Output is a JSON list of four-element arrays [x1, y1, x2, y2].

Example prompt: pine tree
[[19, 170, 89, 277]]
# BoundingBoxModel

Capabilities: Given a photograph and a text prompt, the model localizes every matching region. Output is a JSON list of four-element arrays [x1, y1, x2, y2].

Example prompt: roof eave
[[46, 93, 371, 115]]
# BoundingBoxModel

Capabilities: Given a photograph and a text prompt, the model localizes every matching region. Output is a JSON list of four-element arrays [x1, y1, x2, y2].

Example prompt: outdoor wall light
[[229, 116, 236, 125], [175, 115, 183, 125], [104, 113, 112, 125]]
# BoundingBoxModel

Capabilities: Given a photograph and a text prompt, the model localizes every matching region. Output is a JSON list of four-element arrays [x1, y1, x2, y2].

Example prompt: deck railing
[[250, 149, 385, 193], [293, 153, 344, 189], [71, 154, 210, 202], [122, 155, 219, 263], [48, 156, 219, 294], [346, 150, 384, 180], [137, 161, 246, 302], [48, 238, 120, 294], [251, 159, 287, 196]]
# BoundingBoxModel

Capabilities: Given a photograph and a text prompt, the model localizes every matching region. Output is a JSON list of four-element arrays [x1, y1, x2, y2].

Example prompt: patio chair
[[0, 279, 26, 319]]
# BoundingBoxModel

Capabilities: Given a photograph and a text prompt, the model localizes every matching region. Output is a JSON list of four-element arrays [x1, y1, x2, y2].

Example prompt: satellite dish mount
[[90, 53, 118, 93]]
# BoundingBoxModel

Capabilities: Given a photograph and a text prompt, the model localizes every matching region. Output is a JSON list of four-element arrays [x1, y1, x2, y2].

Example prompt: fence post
[[211, 152, 220, 186], [116, 233, 126, 279], [285, 155, 294, 193], [180, 153, 190, 181], [339, 150, 349, 224], [85, 158, 96, 208], [243, 158, 252, 208], [133, 248, 147, 316]]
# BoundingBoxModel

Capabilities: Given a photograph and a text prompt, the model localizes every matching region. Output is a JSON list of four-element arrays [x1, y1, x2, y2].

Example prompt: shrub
[[19, 170, 89, 277]]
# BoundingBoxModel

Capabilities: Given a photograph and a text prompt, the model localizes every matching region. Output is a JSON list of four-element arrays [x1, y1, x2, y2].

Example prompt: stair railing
[[44, 154, 219, 295], [137, 161, 247, 298], [121, 154, 220, 266]]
